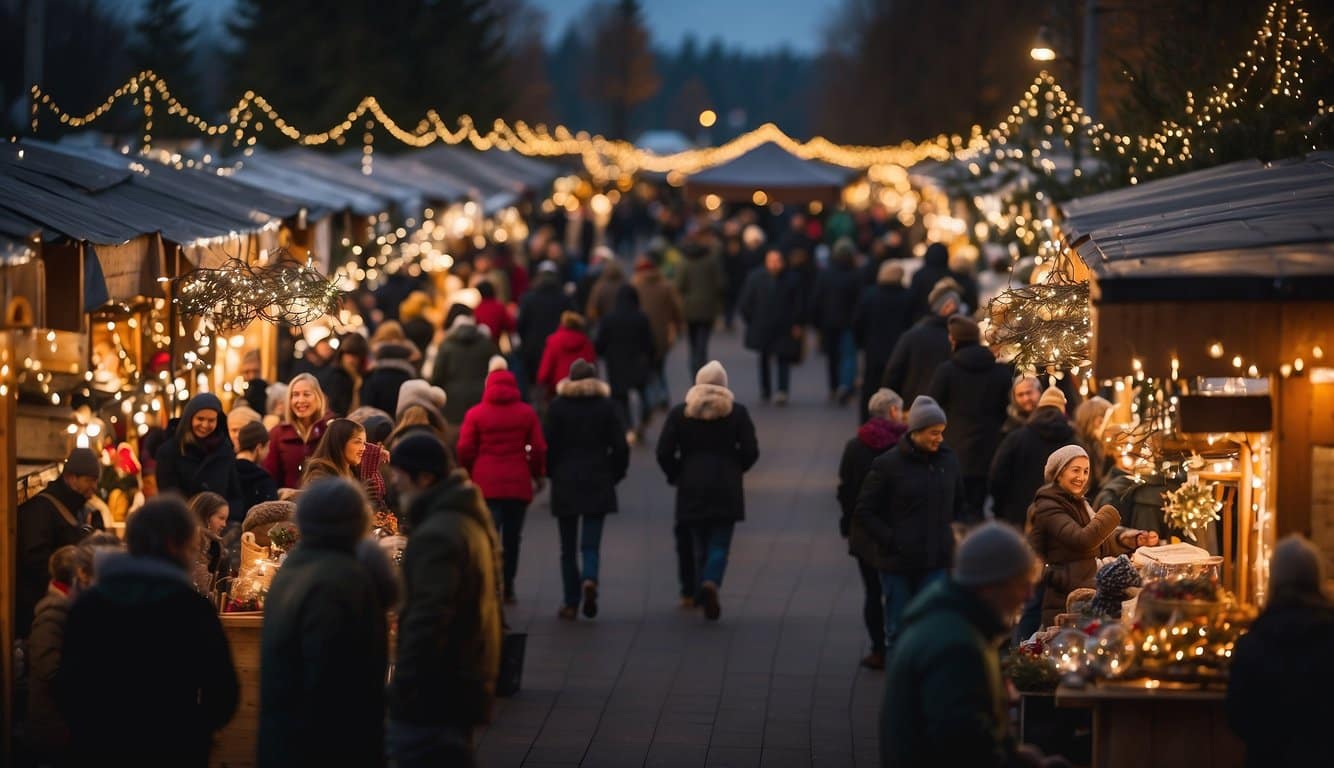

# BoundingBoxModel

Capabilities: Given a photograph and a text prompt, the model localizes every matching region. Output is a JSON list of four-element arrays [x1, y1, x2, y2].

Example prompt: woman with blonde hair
[[263, 373, 334, 490]]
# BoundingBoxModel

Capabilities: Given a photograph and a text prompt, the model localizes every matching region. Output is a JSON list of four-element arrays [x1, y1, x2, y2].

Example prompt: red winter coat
[[457, 371, 547, 502], [262, 415, 334, 490], [537, 327, 596, 394], [474, 297, 515, 342]]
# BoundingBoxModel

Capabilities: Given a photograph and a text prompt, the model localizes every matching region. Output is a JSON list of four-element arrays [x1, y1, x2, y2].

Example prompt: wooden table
[[1056, 682, 1244, 768], [212, 613, 263, 768]]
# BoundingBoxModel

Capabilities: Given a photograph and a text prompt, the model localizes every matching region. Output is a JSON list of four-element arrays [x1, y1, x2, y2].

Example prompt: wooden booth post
[[1, 330, 17, 757]]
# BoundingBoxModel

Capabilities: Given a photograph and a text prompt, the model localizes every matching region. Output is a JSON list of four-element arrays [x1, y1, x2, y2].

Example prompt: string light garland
[[985, 248, 1092, 378], [172, 250, 341, 330]]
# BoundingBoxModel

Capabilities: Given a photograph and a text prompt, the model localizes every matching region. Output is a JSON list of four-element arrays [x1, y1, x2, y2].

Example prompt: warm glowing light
[[752, 190, 769, 206], [698, 109, 717, 128]]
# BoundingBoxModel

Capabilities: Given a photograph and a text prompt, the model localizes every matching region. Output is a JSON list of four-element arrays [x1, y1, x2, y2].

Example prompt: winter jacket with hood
[[837, 418, 909, 562], [156, 393, 246, 521], [545, 376, 629, 518], [389, 470, 503, 727], [474, 296, 515, 342], [359, 340, 421, 416], [26, 584, 72, 760], [676, 246, 727, 323], [431, 322, 501, 424], [456, 370, 547, 502], [59, 553, 238, 768], [927, 342, 1014, 479], [853, 436, 964, 573], [881, 313, 952, 406], [632, 264, 685, 360], [263, 414, 335, 490], [988, 406, 1077, 528], [656, 376, 759, 524], [1025, 484, 1131, 626], [880, 578, 1018, 768], [516, 272, 574, 371], [594, 284, 657, 394], [537, 325, 597, 394]]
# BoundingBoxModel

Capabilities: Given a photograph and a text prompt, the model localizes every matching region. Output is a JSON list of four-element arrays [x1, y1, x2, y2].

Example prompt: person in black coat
[[594, 284, 657, 437], [852, 261, 913, 422], [852, 396, 964, 653], [907, 242, 954, 321], [258, 478, 391, 768], [1226, 535, 1334, 768], [319, 333, 368, 417], [545, 360, 630, 619], [881, 287, 958, 406], [656, 361, 759, 621], [359, 338, 421, 416], [57, 497, 238, 768], [988, 386, 1078, 528], [927, 316, 1014, 522], [155, 393, 246, 521], [809, 240, 865, 402], [516, 264, 575, 398], [737, 249, 806, 403], [234, 421, 280, 514]]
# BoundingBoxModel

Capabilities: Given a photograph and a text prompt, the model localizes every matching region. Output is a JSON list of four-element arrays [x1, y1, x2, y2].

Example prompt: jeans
[[674, 521, 695, 599], [645, 359, 670, 409], [822, 328, 857, 394], [487, 498, 528, 598], [758, 351, 791, 398], [611, 388, 651, 432], [687, 320, 713, 378], [688, 521, 735, 589], [387, 719, 475, 768], [879, 568, 947, 652], [856, 555, 886, 654], [558, 515, 605, 608]]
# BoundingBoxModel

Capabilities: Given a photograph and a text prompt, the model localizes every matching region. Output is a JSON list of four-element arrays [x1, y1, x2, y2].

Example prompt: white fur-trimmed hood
[[555, 377, 611, 398], [684, 383, 734, 420]]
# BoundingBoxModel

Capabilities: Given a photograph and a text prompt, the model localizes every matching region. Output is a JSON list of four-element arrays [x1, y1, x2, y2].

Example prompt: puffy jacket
[[473, 297, 515, 342], [656, 382, 759, 524], [1025, 484, 1132, 626], [431, 323, 500, 424], [536, 326, 596, 395], [927, 342, 1014, 480], [456, 371, 547, 502], [853, 437, 964, 573], [988, 406, 1077, 528], [837, 418, 909, 561], [155, 393, 245, 520], [545, 377, 629, 518], [262, 415, 334, 490]]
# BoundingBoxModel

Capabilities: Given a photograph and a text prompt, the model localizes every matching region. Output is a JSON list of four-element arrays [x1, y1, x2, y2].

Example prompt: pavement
[[477, 327, 884, 768]]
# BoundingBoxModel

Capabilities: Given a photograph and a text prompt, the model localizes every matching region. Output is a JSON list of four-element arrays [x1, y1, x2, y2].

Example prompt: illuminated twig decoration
[[985, 249, 1091, 378], [173, 249, 341, 329]]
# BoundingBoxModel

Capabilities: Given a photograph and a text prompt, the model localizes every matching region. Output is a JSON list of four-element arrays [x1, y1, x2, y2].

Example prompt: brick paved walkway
[[478, 328, 883, 768]]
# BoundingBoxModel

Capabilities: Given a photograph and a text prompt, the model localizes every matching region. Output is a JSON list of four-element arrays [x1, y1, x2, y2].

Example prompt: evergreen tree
[[128, 0, 200, 133], [583, 0, 659, 140]]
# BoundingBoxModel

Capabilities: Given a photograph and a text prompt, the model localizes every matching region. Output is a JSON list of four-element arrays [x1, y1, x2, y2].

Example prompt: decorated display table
[[1056, 682, 1243, 768]]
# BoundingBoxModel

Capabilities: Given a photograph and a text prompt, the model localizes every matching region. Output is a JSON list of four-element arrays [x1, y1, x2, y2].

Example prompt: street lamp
[[1030, 1, 1108, 122], [1030, 27, 1057, 62]]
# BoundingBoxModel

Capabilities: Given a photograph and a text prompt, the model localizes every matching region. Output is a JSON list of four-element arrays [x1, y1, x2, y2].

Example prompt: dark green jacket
[[881, 578, 1017, 768], [432, 323, 501, 424], [676, 249, 727, 323]]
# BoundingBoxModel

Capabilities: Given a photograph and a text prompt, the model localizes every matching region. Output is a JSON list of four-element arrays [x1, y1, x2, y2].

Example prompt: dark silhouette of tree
[[129, 0, 200, 134], [583, 0, 660, 139], [19, 0, 134, 138]]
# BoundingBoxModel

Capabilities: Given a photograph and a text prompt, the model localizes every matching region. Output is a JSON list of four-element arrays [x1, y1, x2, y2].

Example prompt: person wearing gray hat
[[881, 523, 1061, 768], [15, 448, 107, 638], [853, 394, 964, 654]]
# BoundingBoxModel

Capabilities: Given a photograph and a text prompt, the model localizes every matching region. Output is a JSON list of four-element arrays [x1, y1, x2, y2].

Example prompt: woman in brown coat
[[1026, 444, 1157, 626]]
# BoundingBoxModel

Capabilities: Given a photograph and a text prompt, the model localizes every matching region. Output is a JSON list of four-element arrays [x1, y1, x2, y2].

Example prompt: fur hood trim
[[684, 383, 734, 420], [555, 377, 610, 398]]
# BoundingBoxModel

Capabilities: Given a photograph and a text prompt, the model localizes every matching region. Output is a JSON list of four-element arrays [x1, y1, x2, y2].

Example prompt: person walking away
[[836, 388, 907, 670], [881, 284, 958, 406], [58, 497, 238, 768], [456, 369, 548, 603], [258, 478, 391, 768], [676, 241, 727, 379], [906, 242, 954, 321], [319, 332, 368, 417], [595, 284, 657, 442], [927, 316, 1013, 522], [882, 522, 1068, 768], [516, 261, 574, 400], [536, 311, 597, 402], [853, 396, 963, 654], [155, 392, 246, 521], [1026, 445, 1157, 628], [474, 280, 516, 347], [399, 291, 438, 361], [360, 334, 422, 416], [738, 249, 806, 404], [16, 448, 104, 639], [989, 386, 1077, 529], [656, 361, 759, 620], [852, 261, 913, 422], [432, 306, 501, 425], [263, 372, 335, 490], [386, 435, 503, 768], [1002, 376, 1042, 437], [584, 257, 627, 326], [24, 545, 87, 765], [1227, 535, 1334, 768], [632, 254, 685, 410], [545, 359, 630, 619], [810, 239, 864, 404]]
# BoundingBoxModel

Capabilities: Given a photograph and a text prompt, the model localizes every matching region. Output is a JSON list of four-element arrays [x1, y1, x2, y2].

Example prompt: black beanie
[[389, 433, 453, 479], [568, 358, 596, 381], [295, 478, 369, 551]]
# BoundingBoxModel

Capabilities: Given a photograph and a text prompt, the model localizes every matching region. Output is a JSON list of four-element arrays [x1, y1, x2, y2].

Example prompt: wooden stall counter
[[212, 613, 263, 768], [1056, 681, 1243, 768]]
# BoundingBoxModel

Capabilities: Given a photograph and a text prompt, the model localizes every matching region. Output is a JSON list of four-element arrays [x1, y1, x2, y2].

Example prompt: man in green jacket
[[881, 522, 1065, 768]]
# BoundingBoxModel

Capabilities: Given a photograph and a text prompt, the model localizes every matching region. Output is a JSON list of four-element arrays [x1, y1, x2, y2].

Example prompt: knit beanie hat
[[906, 396, 946, 432], [1038, 385, 1067, 411], [568, 358, 596, 381], [1270, 535, 1325, 596], [295, 478, 369, 550], [238, 421, 271, 453], [64, 448, 101, 478], [954, 522, 1038, 587], [695, 360, 729, 388], [389, 432, 453, 479], [947, 315, 981, 345], [396, 379, 447, 421], [1044, 444, 1089, 483]]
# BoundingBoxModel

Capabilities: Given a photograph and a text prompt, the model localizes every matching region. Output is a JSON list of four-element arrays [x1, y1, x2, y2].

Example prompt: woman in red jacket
[[457, 369, 547, 602], [537, 311, 596, 399], [263, 373, 334, 490]]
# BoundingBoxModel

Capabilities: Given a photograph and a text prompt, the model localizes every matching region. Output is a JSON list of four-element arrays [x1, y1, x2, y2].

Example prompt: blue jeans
[[879, 569, 947, 652], [558, 515, 605, 607], [387, 719, 475, 768], [689, 521, 735, 589], [822, 328, 857, 393], [487, 499, 527, 598], [758, 352, 791, 398]]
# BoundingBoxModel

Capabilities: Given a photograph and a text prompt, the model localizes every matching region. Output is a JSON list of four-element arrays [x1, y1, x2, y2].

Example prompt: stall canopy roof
[[684, 141, 861, 205], [1061, 154, 1334, 301], [261, 148, 425, 214]]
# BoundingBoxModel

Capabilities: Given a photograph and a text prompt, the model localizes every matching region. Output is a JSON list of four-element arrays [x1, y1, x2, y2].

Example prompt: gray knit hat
[[568, 358, 596, 381], [1270, 535, 1325, 596], [1043, 444, 1089, 483], [954, 522, 1038, 587], [906, 396, 946, 433]]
